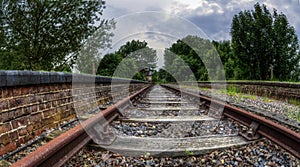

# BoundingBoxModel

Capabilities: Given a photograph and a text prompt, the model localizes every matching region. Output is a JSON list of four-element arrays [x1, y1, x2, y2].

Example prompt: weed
[[242, 94, 257, 100], [262, 96, 273, 102], [185, 150, 194, 156], [288, 99, 300, 106], [144, 152, 151, 158]]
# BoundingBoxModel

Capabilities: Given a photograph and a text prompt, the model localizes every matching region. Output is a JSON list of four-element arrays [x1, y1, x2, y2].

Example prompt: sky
[[100, 0, 300, 68]]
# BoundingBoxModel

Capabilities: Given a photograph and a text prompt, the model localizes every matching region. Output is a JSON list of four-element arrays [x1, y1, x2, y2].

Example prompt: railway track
[[11, 84, 300, 166]]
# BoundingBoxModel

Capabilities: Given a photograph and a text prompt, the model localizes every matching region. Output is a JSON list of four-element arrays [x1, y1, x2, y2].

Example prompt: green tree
[[97, 40, 157, 80], [0, 0, 108, 71], [212, 40, 237, 79], [155, 68, 176, 83], [116, 40, 148, 58], [272, 11, 300, 81], [164, 35, 223, 81], [231, 3, 299, 81], [97, 53, 122, 76], [76, 20, 115, 74]]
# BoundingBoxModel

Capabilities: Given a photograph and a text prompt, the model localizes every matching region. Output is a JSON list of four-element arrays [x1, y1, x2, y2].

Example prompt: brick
[[35, 95, 42, 104], [23, 95, 35, 105], [18, 127, 27, 136], [26, 124, 34, 133], [42, 94, 51, 102], [9, 98, 24, 109], [29, 112, 43, 122], [39, 103, 46, 111], [0, 111, 14, 123], [13, 108, 25, 118], [0, 122, 12, 134], [38, 85, 46, 93], [2, 88, 13, 98], [0, 100, 9, 111], [23, 107, 31, 115], [43, 109, 55, 118], [0, 133, 10, 145], [24, 134, 33, 142], [19, 137, 25, 144], [42, 115, 57, 127], [21, 86, 30, 95], [34, 129, 43, 136], [31, 105, 38, 113], [45, 102, 51, 109], [12, 117, 29, 129], [12, 87, 22, 97], [32, 122, 42, 130], [9, 130, 18, 141], [56, 107, 62, 113], [0, 142, 17, 156]]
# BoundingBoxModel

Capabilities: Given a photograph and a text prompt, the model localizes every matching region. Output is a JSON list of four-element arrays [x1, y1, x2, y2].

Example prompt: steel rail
[[161, 84, 300, 159], [12, 85, 152, 167]]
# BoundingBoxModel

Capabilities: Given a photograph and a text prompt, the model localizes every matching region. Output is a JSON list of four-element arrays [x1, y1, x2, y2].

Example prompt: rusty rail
[[12, 85, 152, 167], [162, 84, 300, 159]]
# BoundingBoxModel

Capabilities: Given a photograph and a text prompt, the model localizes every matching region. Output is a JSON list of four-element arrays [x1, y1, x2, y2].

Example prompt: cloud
[[167, 0, 224, 16], [102, 0, 300, 41]]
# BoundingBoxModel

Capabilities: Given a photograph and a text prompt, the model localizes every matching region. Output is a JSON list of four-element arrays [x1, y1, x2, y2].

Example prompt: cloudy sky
[[103, 0, 300, 40], [101, 0, 300, 68]]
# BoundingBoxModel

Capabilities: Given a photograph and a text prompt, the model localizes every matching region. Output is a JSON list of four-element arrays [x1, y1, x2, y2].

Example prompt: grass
[[241, 94, 257, 100], [288, 99, 300, 106], [217, 86, 258, 101], [262, 96, 273, 102], [185, 150, 194, 156]]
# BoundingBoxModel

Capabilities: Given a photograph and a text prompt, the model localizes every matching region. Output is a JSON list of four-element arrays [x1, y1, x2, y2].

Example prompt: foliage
[[0, 0, 110, 71], [231, 2, 300, 81], [154, 68, 175, 83], [97, 53, 123, 77], [212, 40, 237, 80], [97, 40, 157, 80], [76, 20, 115, 74], [163, 35, 224, 82]]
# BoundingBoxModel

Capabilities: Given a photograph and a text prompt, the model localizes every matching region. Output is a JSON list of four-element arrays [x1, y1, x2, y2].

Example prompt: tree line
[[0, 2, 299, 82], [157, 3, 300, 82]]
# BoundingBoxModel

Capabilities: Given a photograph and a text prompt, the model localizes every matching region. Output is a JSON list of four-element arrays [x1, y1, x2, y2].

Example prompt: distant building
[[145, 67, 154, 82]]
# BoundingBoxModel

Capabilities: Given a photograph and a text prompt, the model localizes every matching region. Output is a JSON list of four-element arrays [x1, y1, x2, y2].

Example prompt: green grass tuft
[[288, 99, 300, 106]]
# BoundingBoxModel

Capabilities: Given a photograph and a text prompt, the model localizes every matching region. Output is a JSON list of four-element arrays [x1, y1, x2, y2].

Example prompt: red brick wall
[[0, 71, 148, 155]]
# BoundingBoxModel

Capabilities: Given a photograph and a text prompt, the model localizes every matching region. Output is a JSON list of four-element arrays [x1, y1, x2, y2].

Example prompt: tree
[[0, 0, 109, 71], [116, 40, 148, 58], [97, 53, 122, 76], [76, 20, 115, 74], [231, 3, 299, 81], [155, 68, 176, 83], [212, 40, 237, 80], [272, 11, 300, 81], [97, 40, 157, 80], [164, 35, 223, 81]]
